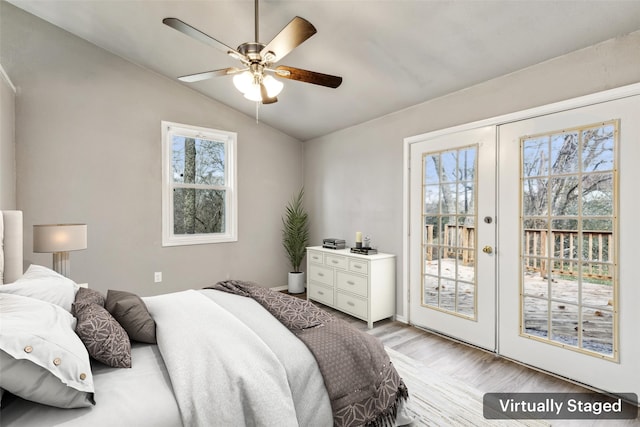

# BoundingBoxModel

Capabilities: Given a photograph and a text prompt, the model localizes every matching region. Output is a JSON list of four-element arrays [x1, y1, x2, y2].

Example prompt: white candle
[[355, 231, 362, 243]]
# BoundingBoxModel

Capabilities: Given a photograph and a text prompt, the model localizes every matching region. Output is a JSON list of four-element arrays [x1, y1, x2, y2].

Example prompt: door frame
[[402, 82, 640, 325]]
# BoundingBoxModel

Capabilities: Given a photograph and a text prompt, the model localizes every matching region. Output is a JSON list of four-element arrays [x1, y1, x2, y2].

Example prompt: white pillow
[[0, 293, 95, 408], [0, 264, 79, 312]]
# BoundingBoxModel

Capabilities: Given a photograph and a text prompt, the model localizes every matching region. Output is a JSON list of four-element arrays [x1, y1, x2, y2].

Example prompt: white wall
[[304, 30, 640, 320], [0, 64, 16, 210], [1, 3, 303, 295]]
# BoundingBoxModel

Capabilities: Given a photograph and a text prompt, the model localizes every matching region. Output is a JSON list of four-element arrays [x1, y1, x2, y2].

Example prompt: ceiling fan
[[162, 0, 342, 105]]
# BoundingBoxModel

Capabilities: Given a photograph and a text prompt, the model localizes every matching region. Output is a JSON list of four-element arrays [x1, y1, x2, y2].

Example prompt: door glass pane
[[421, 146, 478, 319], [520, 120, 618, 360], [523, 296, 548, 339]]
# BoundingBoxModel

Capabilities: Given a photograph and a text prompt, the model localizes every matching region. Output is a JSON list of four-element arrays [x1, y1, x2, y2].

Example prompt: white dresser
[[306, 246, 396, 328]]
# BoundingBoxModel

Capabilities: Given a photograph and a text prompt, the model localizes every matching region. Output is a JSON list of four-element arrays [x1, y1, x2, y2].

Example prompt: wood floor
[[285, 291, 640, 425], [283, 290, 585, 396], [319, 305, 589, 396], [305, 300, 639, 426]]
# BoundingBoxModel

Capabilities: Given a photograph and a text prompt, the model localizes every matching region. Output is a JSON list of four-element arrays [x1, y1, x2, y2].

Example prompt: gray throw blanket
[[207, 280, 408, 427]]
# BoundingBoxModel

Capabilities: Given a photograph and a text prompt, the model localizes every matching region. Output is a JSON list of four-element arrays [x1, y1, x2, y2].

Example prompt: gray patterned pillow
[[72, 288, 105, 314], [73, 303, 131, 368]]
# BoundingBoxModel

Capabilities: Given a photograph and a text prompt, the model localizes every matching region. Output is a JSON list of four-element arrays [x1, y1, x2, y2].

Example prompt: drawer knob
[[354, 265, 361, 269], [318, 272, 324, 277], [347, 301, 355, 307], [347, 281, 355, 285], [332, 260, 338, 264], [318, 291, 324, 295]]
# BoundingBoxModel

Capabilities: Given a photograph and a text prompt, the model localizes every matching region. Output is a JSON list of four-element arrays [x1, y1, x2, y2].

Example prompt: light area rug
[[386, 347, 549, 427]]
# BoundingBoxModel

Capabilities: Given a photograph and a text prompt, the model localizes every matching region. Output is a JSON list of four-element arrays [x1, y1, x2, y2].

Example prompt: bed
[[0, 210, 410, 426]]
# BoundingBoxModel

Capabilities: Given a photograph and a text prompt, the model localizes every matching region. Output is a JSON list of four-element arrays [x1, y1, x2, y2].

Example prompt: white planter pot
[[288, 272, 305, 294]]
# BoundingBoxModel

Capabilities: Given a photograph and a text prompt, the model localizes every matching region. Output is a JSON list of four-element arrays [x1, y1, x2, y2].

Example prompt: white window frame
[[161, 121, 237, 246]]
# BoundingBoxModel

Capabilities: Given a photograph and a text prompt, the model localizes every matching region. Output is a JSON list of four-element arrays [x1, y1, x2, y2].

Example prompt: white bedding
[[1, 344, 182, 426], [1, 289, 333, 426], [145, 289, 332, 427]]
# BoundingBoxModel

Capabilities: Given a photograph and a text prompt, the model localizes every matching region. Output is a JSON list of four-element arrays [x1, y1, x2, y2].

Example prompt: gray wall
[[304, 30, 640, 319], [0, 65, 16, 210], [1, 3, 303, 295]]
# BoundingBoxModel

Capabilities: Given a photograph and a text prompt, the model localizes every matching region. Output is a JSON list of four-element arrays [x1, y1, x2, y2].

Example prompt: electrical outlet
[[154, 272, 162, 283]]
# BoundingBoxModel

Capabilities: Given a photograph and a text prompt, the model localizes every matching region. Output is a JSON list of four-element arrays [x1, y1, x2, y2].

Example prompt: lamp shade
[[33, 224, 87, 253]]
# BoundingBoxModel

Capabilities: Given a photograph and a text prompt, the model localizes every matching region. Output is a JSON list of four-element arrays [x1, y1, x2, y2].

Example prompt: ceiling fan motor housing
[[237, 42, 269, 62]]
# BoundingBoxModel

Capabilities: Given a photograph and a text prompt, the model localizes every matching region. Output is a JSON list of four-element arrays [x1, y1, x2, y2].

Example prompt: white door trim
[[403, 82, 640, 325]]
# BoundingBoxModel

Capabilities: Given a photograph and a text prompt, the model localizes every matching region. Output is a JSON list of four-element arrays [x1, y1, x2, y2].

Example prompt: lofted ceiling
[[7, 0, 640, 141]]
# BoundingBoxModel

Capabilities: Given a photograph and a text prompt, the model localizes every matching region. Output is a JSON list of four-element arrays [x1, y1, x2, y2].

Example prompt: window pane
[[523, 296, 548, 339], [458, 148, 476, 182], [582, 307, 613, 357], [172, 136, 225, 185], [173, 188, 225, 234], [457, 282, 475, 317], [440, 151, 457, 182], [424, 185, 439, 213], [582, 173, 613, 216], [523, 137, 549, 177], [551, 302, 579, 347], [550, 175, 579, 216], [424, 154, 439, 185], [457, 182, 474, 215], [550, 132, 579, 174], [423, 275, 439, 306], [523, 178, 548, 216], [520, 120, 618, 359], [582, 125, 614, 173]]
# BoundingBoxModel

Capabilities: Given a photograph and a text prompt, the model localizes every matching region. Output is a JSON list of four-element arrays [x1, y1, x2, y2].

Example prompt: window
[[162, 121, 237, 246], [421, 145, 478, 319], [520, 120, 618, 359]]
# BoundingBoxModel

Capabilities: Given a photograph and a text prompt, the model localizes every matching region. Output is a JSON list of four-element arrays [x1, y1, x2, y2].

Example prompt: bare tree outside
[[172, 136, 226, 235], [521, 121, 617, 357]]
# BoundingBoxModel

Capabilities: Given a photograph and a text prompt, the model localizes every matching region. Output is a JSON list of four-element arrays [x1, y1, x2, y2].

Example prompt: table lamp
[[33, 224, 87, 277]]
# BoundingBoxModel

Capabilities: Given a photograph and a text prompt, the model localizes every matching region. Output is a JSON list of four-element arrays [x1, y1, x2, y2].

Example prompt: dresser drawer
[[308, 250, 323, 265], [324, 254, 347, 269], [336, 271, 368, 297], [308, 283, 334, 306], [309, 264, 333, 287], [336, 292, 367, 319], [348, 258, 368, 275]]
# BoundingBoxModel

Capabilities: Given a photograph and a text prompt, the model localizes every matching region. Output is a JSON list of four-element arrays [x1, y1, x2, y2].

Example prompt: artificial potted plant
[[282, 188, 309, 294]]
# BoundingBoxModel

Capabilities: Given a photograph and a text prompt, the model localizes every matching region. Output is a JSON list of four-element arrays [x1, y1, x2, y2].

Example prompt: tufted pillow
[[105, 290, 156, 344], [73, 303, 131, 368], [0, 294, 95, 408], [0, 265, 79, 312]]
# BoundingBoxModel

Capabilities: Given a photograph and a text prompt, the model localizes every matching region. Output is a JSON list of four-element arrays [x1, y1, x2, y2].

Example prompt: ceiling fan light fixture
[[263, 75, 283, 97], [233, 71, 254, 94], [243, 85, 263, 102], [234, 70, 283, 102]]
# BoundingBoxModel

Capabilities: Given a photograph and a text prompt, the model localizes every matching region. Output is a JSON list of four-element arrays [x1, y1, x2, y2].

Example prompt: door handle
[[482, 245, 493, 254]]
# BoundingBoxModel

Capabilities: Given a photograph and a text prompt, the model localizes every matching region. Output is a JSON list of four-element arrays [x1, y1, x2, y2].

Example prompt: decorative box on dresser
[[306, 246, 396, 329]]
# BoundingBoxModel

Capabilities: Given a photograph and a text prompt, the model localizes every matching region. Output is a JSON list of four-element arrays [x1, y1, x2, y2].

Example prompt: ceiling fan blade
[[260, 17, 317, 63], [163, 18, 245, 61], [178, 67, 242, 83], [274, 65, 342, 89], [260, 83, 278, 104]]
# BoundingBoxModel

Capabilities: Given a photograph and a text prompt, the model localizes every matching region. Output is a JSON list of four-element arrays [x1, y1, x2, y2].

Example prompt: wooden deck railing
[[424, 225, 613, 280], [523, 228, 613, 280]]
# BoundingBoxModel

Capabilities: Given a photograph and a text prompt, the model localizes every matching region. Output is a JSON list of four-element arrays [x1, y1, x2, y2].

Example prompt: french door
[[408, 92, 640, 397], [409, 126, 496, 351], [498, 95, 640, 396]]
